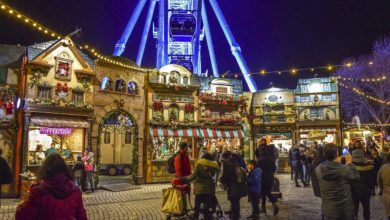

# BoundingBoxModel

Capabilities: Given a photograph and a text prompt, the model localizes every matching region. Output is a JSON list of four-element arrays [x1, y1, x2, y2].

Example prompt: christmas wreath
[[152, 101, 163, 111], [184, 103, 195, 113]]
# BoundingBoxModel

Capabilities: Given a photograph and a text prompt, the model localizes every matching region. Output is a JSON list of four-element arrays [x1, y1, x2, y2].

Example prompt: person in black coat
[[220, 151, 248, 220], [0, 148, 12, 208], [255, 138, 279, 215], [310, 142, 325, 198]]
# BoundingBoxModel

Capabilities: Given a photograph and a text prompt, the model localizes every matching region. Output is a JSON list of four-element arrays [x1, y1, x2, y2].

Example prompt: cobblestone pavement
[[0, 174, 387, 220]]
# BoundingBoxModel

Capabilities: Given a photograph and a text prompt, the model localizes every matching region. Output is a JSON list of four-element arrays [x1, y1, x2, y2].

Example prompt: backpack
[[167, 154, 178, 174]]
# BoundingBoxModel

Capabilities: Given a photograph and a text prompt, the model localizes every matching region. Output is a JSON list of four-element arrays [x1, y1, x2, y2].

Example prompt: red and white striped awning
[[149, 127, 200, 138], [30, 116, 90, 128], [199, 128, 244, 139]]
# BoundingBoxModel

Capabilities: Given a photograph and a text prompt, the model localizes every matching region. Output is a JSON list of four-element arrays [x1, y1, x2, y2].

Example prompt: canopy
[[30, 116, 90, 128]]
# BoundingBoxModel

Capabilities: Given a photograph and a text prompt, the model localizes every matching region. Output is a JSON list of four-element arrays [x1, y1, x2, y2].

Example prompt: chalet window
[[323, 83, 331, 92], [322, 95, 332, 101], [125, 131, 132, 144], [300, 96, 310, 102], [277, 115, 286, 122], [128, 81, 138, 94], [183, 76, 189, 85], [72, 91, 84, 104], [263, 116, 271, 123], [37, 87, 52, 99], [310, 107, 324, 119], [301, 84, 308, 93], [331, 94, 337, 101]]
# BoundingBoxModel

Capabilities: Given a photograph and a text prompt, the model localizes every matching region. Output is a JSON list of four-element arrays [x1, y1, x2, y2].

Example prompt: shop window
[[37, 86, 52, 99], [104, 131, 110, 144], [310, 107, 324, 120], [101, 76, 113, 91], [128, 81, 138, 94], [115, 79, 126, 93], [323, 83, 331, 92], [277, 115, 286, 122], [169, 104, 179, 121], [301, 84, 308, 93], [125, 131, 132, 144], [72, 91, 84, 104], [152, 137, 192, 161], [182, 76, 189, 85]]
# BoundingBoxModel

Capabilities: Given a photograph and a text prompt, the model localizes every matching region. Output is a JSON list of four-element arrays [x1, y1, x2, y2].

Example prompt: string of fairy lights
[[343, 121, 390, 128], [0, 1, 154, 73], [1, 1, 389, 106]]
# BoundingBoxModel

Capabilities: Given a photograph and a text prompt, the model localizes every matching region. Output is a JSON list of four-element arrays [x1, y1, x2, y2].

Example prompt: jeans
[[194, 194, 213, 220], [294, 164, 306, 185], [230, 197, 241, 220], [74, 176, 81, 189], [353, 198, 370, 220], [86, 171, 94, 192], [303, 164, 311, 183], [249, 192, 261, 215]]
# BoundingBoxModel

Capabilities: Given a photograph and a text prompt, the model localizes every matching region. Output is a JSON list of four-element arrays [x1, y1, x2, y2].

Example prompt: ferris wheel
[[113, 0, 258, 92]]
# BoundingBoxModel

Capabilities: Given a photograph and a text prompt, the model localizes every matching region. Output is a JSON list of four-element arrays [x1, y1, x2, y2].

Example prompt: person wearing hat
[[72, 155, 84, 190], [350, 149, 374, 220]]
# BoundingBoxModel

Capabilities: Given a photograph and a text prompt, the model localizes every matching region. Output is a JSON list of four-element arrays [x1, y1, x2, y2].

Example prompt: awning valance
[[299, 128, 337, 133], [149, 127, 200, 138], [199, 128, 244, 139], [30, 116, 90, 128]]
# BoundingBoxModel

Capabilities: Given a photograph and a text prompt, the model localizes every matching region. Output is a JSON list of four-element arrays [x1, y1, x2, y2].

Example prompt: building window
[[183, 76, 189, 85], [72, 92, 84, 104], [331, 94, 337, 101], [104, 131, 110, 144], [310, 107, 324, 119], [101, 76, 113, 91], [216, 86, 228, 94], [301, 84, 308, 93], [277, 115, 286, 122], [37, 87, 52, 99], [263, 116, 271, 123], [322, 95, 332, 101], [323, 83, 331, 92], [128, 81, 138, 94], [300, 96, 310, 102], [115, 79, 126, 93], [125, 131, 131, 144], [169, 104, 179, 121]]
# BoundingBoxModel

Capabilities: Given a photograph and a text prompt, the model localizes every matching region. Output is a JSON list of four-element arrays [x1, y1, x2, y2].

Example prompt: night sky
[[1, 0, 389, 90]]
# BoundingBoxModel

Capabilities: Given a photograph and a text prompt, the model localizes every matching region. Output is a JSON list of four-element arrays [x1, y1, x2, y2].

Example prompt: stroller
[[163, 178, 224, 219]]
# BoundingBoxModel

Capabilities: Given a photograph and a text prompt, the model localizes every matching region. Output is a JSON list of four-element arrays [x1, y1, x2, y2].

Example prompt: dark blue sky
[[1, 0, 389, 90]]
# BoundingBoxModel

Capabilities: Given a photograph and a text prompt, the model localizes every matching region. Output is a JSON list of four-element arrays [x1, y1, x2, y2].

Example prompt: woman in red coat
[[16, 154, 87, 220]]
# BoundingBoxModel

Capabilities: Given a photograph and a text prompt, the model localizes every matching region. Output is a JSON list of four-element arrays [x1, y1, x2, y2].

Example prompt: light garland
[[338, 82, 390, 105], [342, 121, 390, 128], [337, 75, 387, 82], [0, 1, 154, 73]]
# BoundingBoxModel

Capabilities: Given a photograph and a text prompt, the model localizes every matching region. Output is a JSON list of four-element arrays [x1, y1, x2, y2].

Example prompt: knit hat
[[352, 149, 365, 164]]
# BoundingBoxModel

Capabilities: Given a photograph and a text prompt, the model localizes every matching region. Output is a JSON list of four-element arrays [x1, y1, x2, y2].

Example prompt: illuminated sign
[[39, 127, 73, 135], [268, 95, 278, 102]]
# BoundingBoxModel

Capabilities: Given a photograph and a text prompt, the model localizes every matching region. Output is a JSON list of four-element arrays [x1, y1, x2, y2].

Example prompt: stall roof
[[0, 44, 25, 68]]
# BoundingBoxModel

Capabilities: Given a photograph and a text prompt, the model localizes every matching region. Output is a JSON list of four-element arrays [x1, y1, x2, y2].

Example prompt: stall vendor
[[45, 143, 58, 157]]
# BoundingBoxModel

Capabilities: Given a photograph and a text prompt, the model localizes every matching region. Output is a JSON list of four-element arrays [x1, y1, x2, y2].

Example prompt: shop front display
[[148, 126, 199, 182], [342, 128, 382, 147], [256, 132, 293, 156], [298, 127, 338, 147], [199, 128, 244, 154]]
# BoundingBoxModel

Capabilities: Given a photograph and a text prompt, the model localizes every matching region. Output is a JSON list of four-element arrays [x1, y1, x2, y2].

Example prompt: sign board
[[39, 127, 73, 135]]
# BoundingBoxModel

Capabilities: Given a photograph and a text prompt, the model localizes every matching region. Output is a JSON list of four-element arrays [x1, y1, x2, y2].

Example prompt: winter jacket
[[315, 161, 359, 220], [256, 144, 276, 194], [350, 162, 374, 200], [83, 152, 94, 172], [186, 158, 219, 195], [247, 167, 262, 193], [220, 157, 248, 200], [174, 150, 191, 177], [16, 173, 87, 220], [72, 162, 84, 178], [290, 148, 301, 168], [310, 145, 325, 198], [0, 156, 12, 185], [378, 163, 390, 216]]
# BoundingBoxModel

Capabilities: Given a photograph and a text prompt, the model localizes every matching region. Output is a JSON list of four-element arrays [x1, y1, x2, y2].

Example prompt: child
[[72, 155, 84, 190], [247, 160, 262, 219]]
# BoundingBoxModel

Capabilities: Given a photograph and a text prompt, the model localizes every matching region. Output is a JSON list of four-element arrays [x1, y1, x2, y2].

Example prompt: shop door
[[120, 131, 133, 164], [100, 132, 115, 164]]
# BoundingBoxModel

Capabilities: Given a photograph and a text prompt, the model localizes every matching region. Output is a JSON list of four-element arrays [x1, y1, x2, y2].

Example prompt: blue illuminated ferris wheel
[[113, 0, 258, 92]]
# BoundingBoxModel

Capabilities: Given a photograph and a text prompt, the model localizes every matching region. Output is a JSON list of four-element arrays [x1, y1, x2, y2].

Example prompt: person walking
[[315, 143, 359, 220], [304, 148, 313, 184], [0, 148, 12, 209], [288, 147, 294, 180], [220, 150, 248, 220], [83, 148, 94, 193], [72, 155, 84, 190], [15, 154, 87, 220], [310, 142, 325, 220], [371, 148, 383, 195], [350, 149, 374, 220], [174, 142, 192, 178], [184, 153, 218, 220], [246, 160, 262, 219], [291, 145, 307, 187], [255, 138, 279, 215], [378, 153, 390, 220]]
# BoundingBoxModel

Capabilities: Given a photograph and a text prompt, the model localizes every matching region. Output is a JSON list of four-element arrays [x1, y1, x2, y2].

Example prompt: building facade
[[92, 57, 147, 184], [294, 77, 341, 146]]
